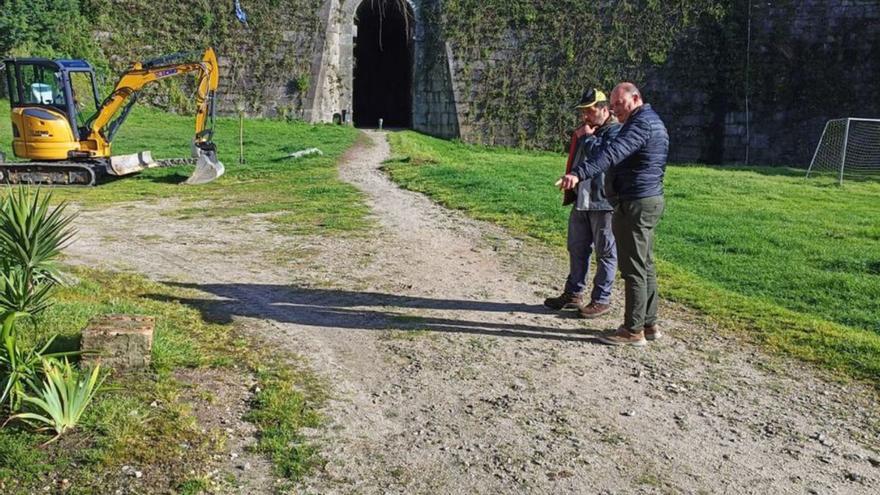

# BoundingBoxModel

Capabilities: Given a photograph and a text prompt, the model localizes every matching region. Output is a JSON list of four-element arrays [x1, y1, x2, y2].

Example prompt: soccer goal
[[806, 118, 880, 184]]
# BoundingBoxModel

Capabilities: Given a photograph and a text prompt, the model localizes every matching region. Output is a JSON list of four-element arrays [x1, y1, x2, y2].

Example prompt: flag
[[234, 0, 248, 25]]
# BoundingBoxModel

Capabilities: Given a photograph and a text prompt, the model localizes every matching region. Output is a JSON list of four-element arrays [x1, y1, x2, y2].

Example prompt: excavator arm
[[84, 48, 223, 184], [85, 48, 220, 151]]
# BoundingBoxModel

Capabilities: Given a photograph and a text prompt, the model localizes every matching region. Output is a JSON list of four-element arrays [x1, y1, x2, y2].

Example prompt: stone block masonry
[[89, 0, 880, 166], [81, 315, 155, 371]]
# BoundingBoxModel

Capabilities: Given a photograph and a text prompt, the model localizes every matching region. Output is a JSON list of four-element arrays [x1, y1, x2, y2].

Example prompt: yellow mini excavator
[[0, 48, 224, 185]]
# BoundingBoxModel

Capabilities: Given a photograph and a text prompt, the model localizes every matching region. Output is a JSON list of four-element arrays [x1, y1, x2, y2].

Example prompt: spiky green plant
[[8, 358, 106, 443], [0, 189, 78, 414], [0, 312, 80, 413], [0, 188, 77, 314]]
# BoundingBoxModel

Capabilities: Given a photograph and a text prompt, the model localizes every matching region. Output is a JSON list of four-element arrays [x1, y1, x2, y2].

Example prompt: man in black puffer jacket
[[561, 82, 669, 346]]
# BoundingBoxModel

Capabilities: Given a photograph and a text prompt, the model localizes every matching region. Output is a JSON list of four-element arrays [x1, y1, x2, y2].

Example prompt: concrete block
[[81, 315, 155, 370]]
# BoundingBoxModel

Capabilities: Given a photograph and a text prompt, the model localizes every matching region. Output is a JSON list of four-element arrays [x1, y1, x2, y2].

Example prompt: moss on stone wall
[[435, 0, 727, 150], [1, 0, 325, 115], [82, 0, 325, 114]]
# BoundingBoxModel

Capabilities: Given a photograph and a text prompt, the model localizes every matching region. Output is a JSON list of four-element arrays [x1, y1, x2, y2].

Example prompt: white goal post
[[806, 118, 880, 184]]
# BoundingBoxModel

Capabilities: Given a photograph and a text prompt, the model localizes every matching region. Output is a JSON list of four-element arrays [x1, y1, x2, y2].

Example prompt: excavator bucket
[[184, 143, 225, 185], [108, 151, 159, 176]]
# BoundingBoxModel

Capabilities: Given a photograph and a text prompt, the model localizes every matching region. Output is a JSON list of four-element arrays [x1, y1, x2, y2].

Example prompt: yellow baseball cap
[[575, 88, 607, 109]]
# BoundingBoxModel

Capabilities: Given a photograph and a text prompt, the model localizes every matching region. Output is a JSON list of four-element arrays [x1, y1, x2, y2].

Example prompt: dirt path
[[68, 131, 879, 494]]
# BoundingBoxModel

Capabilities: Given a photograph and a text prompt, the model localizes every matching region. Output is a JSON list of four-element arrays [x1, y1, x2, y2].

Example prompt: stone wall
[[83, 1, 880, 166], [647, 0, 880, 166]]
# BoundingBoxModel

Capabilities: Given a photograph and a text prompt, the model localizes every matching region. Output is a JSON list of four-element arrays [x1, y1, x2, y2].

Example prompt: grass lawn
[[0, 99, 368, 235], [384, 131, 880, 384], [0, 269, 326, 494]]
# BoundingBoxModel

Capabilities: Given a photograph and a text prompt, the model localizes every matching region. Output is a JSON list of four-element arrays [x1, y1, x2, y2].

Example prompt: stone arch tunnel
[[352, 0, 414, 128], [303, 0, 460, 138]]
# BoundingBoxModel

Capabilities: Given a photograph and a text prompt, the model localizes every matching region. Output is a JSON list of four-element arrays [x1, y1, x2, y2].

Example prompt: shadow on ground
[[149, 283, 605, 343]]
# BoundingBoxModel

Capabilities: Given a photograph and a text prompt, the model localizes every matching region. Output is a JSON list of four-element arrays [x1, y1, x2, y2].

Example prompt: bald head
[[610, 82, 644, 122]]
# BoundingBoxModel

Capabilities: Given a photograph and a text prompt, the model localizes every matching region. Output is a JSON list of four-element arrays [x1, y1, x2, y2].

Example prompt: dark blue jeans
[[564, 209, 617, 304]]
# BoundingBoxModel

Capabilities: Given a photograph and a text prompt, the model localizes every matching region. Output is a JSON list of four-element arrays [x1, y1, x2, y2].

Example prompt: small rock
[[238, 462, 252, 471], [230, 452, 239, 460], [868, 457, 880, 468], [846, 472, 863, 483], [621, 410, 635, 417], [134, 471, 143, 478]]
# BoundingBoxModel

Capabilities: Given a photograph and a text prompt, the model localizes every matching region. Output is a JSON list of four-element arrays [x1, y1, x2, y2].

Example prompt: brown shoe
[[644, 323, 662, 341], [578, 301, 611, 319], [544, 291, 583, 310], [598, 326, 647, 346]]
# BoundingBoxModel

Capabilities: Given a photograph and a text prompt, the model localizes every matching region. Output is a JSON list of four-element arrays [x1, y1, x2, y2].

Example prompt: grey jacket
[[569, 119, 621, 211]]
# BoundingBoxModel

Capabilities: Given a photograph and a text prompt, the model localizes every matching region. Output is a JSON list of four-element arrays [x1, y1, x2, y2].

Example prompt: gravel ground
[[66, 130, 880, 494]]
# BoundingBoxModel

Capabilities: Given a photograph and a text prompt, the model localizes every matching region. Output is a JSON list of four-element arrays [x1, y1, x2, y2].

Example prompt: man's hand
[[560, 174, 580, 190], [575, 123, 597, 139]]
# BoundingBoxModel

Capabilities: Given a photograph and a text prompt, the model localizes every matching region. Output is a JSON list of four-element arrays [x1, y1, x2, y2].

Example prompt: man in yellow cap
[[544, 89, 620, 318]]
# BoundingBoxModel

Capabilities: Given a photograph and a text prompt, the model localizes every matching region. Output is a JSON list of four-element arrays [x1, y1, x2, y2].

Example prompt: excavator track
[[0, 158, 198, 186], [0, 162, 101, 186]]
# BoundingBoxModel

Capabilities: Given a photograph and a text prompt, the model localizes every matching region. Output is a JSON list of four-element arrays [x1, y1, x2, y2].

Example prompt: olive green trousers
[[612, 195, 665, 331]]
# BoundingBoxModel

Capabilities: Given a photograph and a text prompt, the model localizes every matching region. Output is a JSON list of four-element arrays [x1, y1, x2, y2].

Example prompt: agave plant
[[0, 188, 77, 314], [0, 312, 79, 413], [8, 358, 106, 443], [0, 189, 79, 414]]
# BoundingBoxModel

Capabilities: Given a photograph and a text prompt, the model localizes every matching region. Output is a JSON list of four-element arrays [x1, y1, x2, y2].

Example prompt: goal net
[[806, 118, 880, 184]]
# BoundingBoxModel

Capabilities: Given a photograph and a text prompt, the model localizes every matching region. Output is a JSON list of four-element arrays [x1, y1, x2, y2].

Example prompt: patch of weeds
[[598, 431, 627, 446], [636, 472, 663, 487], [380, 329, 432, 341], [246, 358, 328, 481], [177, 477, 211, 495], [0, 431, 52, 490], [390, 314, 427, 325], [454, 366, 480, 380], [466, 336, 498, 353], [701, 349, 724, 364], [388, 465, 409, 481]]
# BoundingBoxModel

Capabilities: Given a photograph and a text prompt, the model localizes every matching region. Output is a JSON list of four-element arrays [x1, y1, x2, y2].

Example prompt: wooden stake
[[239, 111, 245, 165]]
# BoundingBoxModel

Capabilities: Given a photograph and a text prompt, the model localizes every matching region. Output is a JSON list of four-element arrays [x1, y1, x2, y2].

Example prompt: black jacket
[[572, 104, 669, 202]]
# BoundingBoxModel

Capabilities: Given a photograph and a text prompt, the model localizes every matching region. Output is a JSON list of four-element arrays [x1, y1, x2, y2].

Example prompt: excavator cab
[[4, 58, 101, 161]]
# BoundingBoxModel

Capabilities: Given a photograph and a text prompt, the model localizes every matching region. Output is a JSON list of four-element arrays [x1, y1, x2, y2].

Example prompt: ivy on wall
[[1, 0, 325, 116], [435, 0, 727, 150], [82, 0, 325, 115]]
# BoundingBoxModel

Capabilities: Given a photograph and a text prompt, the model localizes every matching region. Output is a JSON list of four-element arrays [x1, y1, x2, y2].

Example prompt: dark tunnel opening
[[353, 0, 414, 128]]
